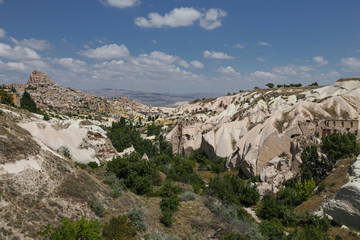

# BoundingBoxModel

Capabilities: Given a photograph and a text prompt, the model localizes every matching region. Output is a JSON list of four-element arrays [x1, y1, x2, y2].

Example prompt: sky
[[0, 0, 360, 94]]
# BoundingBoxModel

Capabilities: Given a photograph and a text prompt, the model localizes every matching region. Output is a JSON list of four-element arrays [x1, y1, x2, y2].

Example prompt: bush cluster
[[106, 153, 161, 195], [89, 200, 106, 217], [208, 175, 259, 207], [159, 181, 181, 227], [128, 207, 147, 232], [37, 216, 103, 239], [104, 173, 125, 197], [189, 150, 227, 173]]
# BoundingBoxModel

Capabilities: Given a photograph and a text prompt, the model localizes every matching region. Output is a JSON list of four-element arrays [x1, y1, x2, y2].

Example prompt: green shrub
[[208, 175, 259, 207], [89, 200, 105, 217], [20, 91, 42, 114], [37, 216, 103, 240], [295, 178, 316, 201], [259, 218, 286, 240], [159, 181, 181, 227], [104, 173, 124, 197], [106, 153, 160, 195], [300, 145, 332, 183], [43, 113, 50, 121], [102, 215, 137, 240], [321, 133, 360, 162], [87, 162, 99, 169], [128, 208, 146, 232], [59, 147, 72, 159], [180, 191, 197, 202]]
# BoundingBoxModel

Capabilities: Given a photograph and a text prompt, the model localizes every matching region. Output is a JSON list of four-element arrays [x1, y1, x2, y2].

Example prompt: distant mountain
[[86, 88, 222, 107]]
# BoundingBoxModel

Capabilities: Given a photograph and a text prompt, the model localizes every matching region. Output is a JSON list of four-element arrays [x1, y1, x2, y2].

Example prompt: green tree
[[21, 91, 41, 113], [265, 83, 274, 88], [37, 216, 103, 240], [0, 90, 14, 105], [259, 219, 286, 240], [300, 145, 332, 183], [321, 133, 360, 162]]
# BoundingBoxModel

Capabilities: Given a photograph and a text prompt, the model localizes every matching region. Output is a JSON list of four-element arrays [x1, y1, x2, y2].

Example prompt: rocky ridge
[[25, 71, 173, 121], [166, 80, 360, 183]]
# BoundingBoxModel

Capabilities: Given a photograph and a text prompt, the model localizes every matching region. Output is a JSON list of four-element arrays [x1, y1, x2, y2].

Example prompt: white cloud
[[135, 7, 202, 28], [340, 57, 360, 71], [272, 65, 312, 75], [257, 41, 271, 47], [53, 58, 88, 73], [178, 60, 190, 68], [0, 28, 5, 38], [257, 58, 265, 62], [233, 43, 245, 49], [11, 37, 51, 51], [313, 56, 328, 66], [0, 43, 41, 60], [135, 7, 226, 30], [203, 50, 234, 59], [217, 66, 238, 74], [79, 44, 130, 59], [250, 71, 277, 79], [0, 60, 26, 71], [101, 0, 140, 8], [151, 39, 158, 44], [199, 8, 227, 30], [0, 0, 4, 4], [190, 60, 204, 69]]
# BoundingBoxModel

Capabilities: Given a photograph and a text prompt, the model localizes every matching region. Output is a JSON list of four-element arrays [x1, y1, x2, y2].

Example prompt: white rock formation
[[166, 80, 360, 178], [323, 155, 360, 230]]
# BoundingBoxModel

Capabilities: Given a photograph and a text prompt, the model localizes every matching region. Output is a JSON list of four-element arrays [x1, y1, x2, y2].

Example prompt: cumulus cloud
[[217, 66, 238, 74], [0, 28, 5, 38], [257, 41, 271, 47], [135, 7, 202, 28], [0, 43, 41, 60], [313, 56, 328, 66], [190, 60, 204, 69], [203, 50, 234, 59], [0, 60, 26, 71], [135, 7, 226, 30], [101, 0, 140, 8], [53, 58, 88, 73], [199, 8, 227, 30], [79, 44, 130, 59], [11, 37, 51, 51], [250, 71, 277, 79], [340, 57, 360, 71]]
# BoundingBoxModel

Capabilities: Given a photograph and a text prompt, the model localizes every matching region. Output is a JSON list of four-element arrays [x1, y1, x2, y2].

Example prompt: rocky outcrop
[[323, 155, 360, 230], [166, 80, 360, 178], [257, 156, 294, 195], [19, 118, 118, 164]]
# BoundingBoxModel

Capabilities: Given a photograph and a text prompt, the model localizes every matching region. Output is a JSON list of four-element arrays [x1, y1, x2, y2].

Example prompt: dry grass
[[296, 158, 356, 214], [328, 227, 360, 240]]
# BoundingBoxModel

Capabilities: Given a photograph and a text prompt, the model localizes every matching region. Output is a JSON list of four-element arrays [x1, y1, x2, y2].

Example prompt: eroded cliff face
[[166, 80, 360, 178], [323, 155, 360, 230]]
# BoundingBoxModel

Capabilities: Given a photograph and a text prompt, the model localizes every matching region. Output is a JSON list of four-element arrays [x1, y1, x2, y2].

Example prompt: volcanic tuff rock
[[323, 155, 360, 230], [166, 80, 360, 178]]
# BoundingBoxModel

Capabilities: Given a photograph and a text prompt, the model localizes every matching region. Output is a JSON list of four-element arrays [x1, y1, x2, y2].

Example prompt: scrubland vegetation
[[36, 117, 360, 240]]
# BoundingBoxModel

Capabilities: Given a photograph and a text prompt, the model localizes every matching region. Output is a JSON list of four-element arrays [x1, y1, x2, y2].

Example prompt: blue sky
[[0, 0, 360, 94]]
